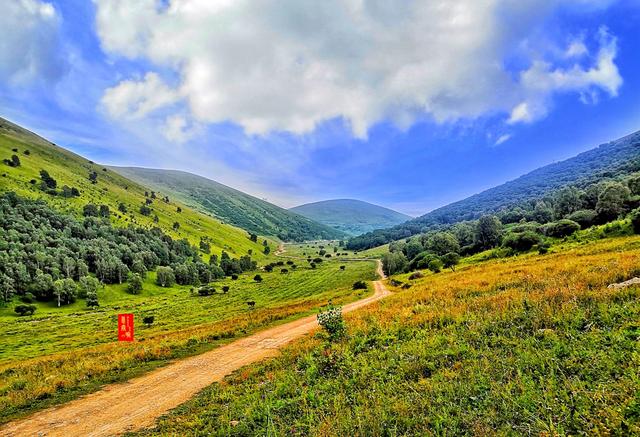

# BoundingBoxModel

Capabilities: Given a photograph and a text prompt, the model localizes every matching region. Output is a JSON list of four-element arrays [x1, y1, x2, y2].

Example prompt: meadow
[[137, 235, 640, 436], [0, 257, 377, 422]]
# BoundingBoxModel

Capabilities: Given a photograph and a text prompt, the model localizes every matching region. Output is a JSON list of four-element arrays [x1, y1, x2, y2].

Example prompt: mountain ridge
[[290, 198, 411, 236]]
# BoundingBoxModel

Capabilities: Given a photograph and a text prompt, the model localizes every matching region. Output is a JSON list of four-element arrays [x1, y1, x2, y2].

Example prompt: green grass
[[135, 236, 640, 436], [0, 118, 274, 260]]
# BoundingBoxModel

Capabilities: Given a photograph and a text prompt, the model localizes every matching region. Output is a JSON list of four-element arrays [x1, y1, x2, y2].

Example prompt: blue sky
[[1, 0, 640, 215]]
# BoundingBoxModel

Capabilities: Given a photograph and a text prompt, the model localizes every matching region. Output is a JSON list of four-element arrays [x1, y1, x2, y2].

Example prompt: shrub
[[631, 209, 640, 234], [408, 272, 423, 280], [317, 306, 346, 341], [352, 280, 367, 290], [568, 210, 598, 229], [253, 274, 263, 282], [127, 273, 143, 294], [542, 219, 580, 238], [222, 286, 230, 293], [441, 252, 461, 271], [15, 304, 36, 316], [198, 285, 216, 296], [86, 291, 99, 307], [143, 316, 155, 327], [427, 259, 443, 273], [231, 274, 239, 280], [20, 292, 35, 304], [156, 267, 175, 287], [502, 231, 542, 252]]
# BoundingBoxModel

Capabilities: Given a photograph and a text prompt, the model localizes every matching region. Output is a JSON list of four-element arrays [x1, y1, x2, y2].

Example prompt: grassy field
[[137, 235, 640, 436], [282, 240, 387, 259], [0, 118, 273, 260], [0, 258, 378, 422]]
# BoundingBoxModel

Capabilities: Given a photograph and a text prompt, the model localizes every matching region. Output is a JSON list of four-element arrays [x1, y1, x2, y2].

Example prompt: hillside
[[290, 199, 411, 236], [110, 167, 345, 242], [348, 129, 640, 249], [0, 117, 270, 260]]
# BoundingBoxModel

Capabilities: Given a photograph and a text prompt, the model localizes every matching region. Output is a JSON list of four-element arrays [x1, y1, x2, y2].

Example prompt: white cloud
[[101, 72, 181, 119], [0, 0, 66, 84], [494, 134, 512, 146], [162, 114, 202, 143], [94, 0, 624, 138]]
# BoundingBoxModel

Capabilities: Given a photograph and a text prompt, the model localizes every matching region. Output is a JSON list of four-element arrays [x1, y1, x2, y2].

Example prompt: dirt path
[[1, 262, 389, 437]]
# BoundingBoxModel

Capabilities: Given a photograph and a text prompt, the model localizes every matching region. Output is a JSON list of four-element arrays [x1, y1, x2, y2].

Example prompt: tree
[[631, 208, 640, 234], [86, 290, 99, 307], [502, 231, 542, 252], [403, 240, 423, 260], [39, 169, 57, 190], [172, 222, 180, 231], [88, 171, 98, 184], [156, 266, 175, 287], [475, 215, 502, 249], [441, 252, 460, 271], [127, 273, 144, 294], [83, 203, 99, 217], [253, 274, 263, 282], [596, 182, 631, 221], [8, 154, 21, 167], [352, 280, 367, 290], [381, 252, 408, 276], [143, 315, 155, 327], [118, 203, 127, 213], [263, 245, 271, 255], [553, 187, 582, 218], [78, 276, 100, 299], [140, 205, 152, 216], [427, 258, 443, 273], [627, 174, 640, 196], [426, 232, 460, 256], [568, 210, 598, 229], [249, 233, 258, 242], [53, 278, 77, 307], [542, 220, 580, 238]]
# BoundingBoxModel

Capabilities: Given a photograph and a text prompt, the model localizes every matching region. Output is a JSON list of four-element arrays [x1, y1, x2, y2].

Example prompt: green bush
[[14, 304, 36, 316], [631, 209, 640, 234], [352, 280, 367, 290], [317, 306, 346, 341], [502, 231, 542, 252], [427, 259, 443, 273], [568, 210, 598, 229], [542, 219, 580, 238]]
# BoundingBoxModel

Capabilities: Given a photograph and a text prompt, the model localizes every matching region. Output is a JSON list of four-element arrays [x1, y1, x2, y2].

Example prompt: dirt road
[[1, 262, 389, 437]]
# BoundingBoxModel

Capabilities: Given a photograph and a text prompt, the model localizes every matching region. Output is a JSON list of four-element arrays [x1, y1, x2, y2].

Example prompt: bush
[[631, 209, 640, 234], [198, 285, 216, 296], [222, 286, 230, 293], [542, 219, 580, 238], [231, 274, 239, 280], [427, 259, 443, 273], [441, 252, 461, 271], [568, 210, 598, 229], [15, 304, 36, 316], [143, 315, 155, 327], [502, 231, 542, 252], [408, 272, 423, 280], [156, 266, 175, 287], [20, 292, 35, 304], [317, 306, 346, 341], [352, 280, 367, 290], [127, 273, 143, 294], [253, 274, 263, 282]]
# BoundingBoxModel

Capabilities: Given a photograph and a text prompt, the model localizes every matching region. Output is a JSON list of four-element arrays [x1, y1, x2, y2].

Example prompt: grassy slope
[[290, 199, 411, 236], [0, 117, 271, 260], [110, 166, 345, 241], [139, 235, 640, 435]]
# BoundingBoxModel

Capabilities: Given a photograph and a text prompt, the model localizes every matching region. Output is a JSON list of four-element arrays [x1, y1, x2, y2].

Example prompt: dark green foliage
[[139, 204, 152, 216], [222, 286, 230, 293], [14, 304, 36, 316], [143, 315, 155, 327], [253, 274, 263, 282], [424, 232, 460, 256], [441, 252, 460, 271], [3, 154, 21, 167], [127, 273, 143, 294], [156, 267, 176, 287], [475, 215, 503, 249], [39, 169, 57, 190], [631, 209, 640, 234], [172, 221, 180, 231], [427, 258, 443, 273], [118, 202, 127, 213], [348, 131, 640, 250], [382, 252, 408, 276], [248, 233, 258, 242], [352, 280, 367, 290], [53, 278, 77, 306], [83, 203, 99, 217], [502, 231, 542, 252], [86, 291, 99, 307], [596, 181, 631, 221], [542, 219, 580, 238], [568, 209, 598, 228], [198, 285, 216, 296]]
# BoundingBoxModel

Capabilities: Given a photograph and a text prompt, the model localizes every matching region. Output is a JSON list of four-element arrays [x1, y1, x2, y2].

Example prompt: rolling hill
[[348, 129, 640, 249], [0, 117, 271, 259], [110, 167, 345, 241], [290, 199, 411, 236]]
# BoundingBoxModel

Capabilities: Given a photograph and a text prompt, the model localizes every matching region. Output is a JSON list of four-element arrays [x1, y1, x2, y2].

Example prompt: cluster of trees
[[0, 192, 238, 306], [381, 176, 640, 276], [348, 134, 640, 251], [3, 154, 20, 167]]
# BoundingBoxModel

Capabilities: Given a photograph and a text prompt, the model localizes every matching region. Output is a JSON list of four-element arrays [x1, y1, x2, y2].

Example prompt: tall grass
[[139, 236, 640, 436]]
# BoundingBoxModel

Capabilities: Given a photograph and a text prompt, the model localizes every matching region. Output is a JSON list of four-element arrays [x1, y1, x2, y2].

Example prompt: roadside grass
[[0, 260, 377, 423], [136, 235, 640, 436]]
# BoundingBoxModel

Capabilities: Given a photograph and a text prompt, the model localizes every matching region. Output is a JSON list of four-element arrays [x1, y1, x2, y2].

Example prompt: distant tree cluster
[[0, 192, 241, 305]]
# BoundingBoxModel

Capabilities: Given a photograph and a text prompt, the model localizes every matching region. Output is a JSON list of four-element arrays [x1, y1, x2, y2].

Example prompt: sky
[[1, 0, 640, 216]]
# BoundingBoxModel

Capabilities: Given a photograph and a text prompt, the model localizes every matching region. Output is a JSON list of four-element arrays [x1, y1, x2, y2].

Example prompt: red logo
[[118, 313, 134, 342]]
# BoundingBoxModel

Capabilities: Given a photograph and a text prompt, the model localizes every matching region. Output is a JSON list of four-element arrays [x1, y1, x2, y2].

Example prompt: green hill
[[0, 117, 271, 260], [290, 199, 411, 236], [110, 167, 345, 242], [348, 129, 640, 249]]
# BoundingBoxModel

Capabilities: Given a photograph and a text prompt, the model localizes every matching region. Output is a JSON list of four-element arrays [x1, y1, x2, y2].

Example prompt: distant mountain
[[110, 167, 345, 241], [348, 129, 640, 250], [290, 199, 412, 236]]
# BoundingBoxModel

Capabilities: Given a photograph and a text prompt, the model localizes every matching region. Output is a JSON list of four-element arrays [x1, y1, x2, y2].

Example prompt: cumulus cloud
[[94, 0, 624, 138], [101, 72, 181, 119], [0, 0, 66, 84]]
